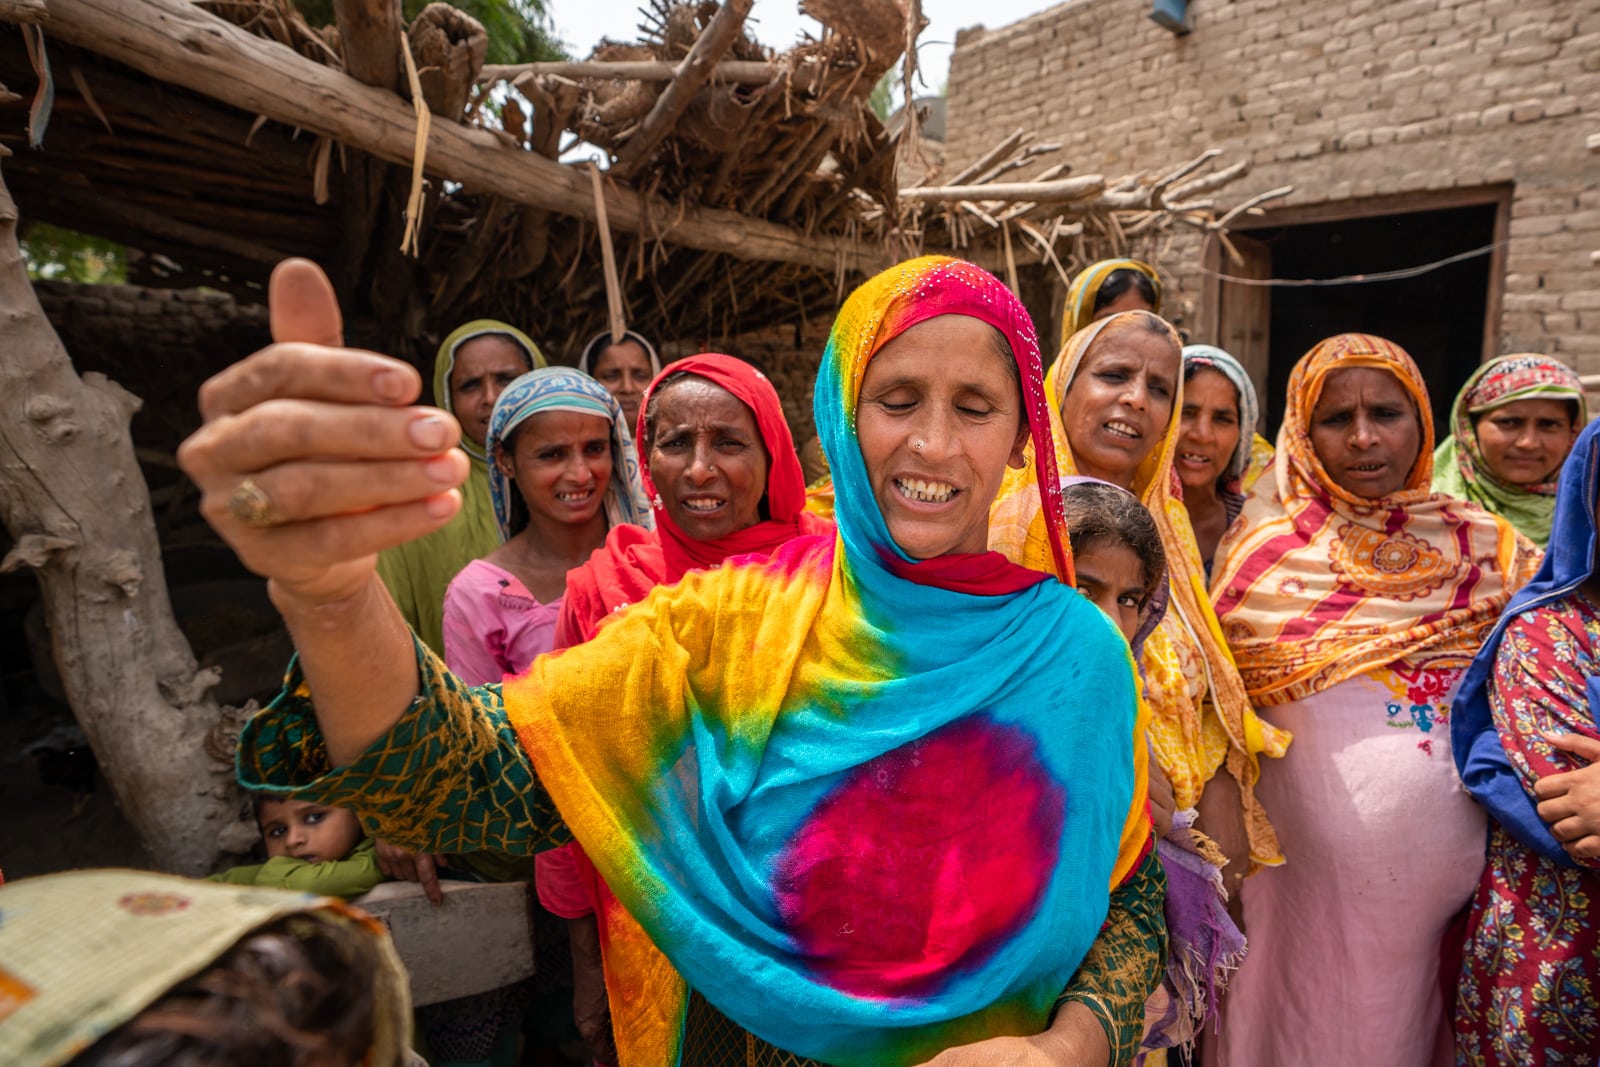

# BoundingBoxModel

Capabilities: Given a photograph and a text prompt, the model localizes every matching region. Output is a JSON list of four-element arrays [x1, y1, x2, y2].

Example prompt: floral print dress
[[1455, 593, 1600, 1066]]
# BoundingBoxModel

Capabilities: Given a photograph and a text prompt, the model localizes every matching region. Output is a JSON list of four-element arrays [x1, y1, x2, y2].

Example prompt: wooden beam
[[899, 174, 1107, 205], [32, 0, 886, 274], [611, 0, 753, 181], [483, 59, 779, 85], [0, 0, 47, 25], [333, 0, 402, 92]]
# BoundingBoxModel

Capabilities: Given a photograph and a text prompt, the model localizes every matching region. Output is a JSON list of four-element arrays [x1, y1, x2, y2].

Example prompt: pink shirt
[[442, 559, 562, 686], [444, 560, 589, 917]]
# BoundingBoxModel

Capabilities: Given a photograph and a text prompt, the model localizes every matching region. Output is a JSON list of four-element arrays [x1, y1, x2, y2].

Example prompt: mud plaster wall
[[943, 0, 1600, 369]]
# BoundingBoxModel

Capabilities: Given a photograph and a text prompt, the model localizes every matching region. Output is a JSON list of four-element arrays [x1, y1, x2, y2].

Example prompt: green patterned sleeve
[[237, 635, 571, 857], [1056, 849, 1168, 1067]]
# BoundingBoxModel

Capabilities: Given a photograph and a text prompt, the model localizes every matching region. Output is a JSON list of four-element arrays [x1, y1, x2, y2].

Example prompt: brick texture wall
[[944, 0, 1600, 370]]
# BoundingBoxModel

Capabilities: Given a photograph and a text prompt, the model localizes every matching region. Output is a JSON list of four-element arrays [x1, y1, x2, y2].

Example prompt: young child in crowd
[[211, 796, 383, 899], [1062, 478, 1167, 649], [1062, 479, 1242, 1061]]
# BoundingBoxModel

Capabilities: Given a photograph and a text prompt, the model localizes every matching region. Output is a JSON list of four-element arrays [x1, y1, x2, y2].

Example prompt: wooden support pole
[[0, 0, 47, 24], [898, 174, 1107, 205], [333, 0, 402, 92], [27, 0, 886, 274], [483, 59, 779, 85], [610, 0, 753, 180], [0, 148, 242, 876]]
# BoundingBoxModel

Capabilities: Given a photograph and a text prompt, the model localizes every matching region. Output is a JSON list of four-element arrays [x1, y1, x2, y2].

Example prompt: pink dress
[[442, 559, 562, 686], [1212, 657, 1485, 1067], [444, 559, 591, 917]]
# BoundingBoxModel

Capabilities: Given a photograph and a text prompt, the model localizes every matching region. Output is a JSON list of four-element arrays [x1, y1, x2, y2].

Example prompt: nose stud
[[912, 438, 926, 452]]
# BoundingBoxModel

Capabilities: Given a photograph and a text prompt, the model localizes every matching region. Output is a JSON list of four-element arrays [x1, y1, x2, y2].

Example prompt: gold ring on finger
[[227, 478, 278, 528]]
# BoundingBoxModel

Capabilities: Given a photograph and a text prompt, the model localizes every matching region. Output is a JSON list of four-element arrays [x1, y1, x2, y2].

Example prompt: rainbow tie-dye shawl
[[505, 257, 1149, 1066]]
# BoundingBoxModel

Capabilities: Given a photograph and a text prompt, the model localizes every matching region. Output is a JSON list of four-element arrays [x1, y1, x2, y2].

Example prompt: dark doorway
[[1211, 196, 1503, 439], [1256, 203, 1496, 436]]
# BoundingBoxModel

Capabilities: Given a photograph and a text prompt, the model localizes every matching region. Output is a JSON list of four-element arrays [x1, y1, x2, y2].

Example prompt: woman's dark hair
[[1062, 482, 1167, 607], [984, 326, 1026, 424], [72, 915, 378, 1067], [1090, 269, 1158, 315], [1182, 361, 1243, 411]]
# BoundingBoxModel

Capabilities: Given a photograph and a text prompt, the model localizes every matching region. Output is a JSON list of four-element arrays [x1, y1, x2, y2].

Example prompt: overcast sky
[[547, 0, 1065, 95]]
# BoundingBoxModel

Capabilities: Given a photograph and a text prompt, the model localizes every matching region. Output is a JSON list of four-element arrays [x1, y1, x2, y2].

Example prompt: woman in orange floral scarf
[[1208, 334, 1540, 1067]]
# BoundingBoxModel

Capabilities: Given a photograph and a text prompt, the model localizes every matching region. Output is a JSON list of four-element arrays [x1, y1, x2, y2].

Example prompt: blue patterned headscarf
[[486, 368, 654, 541], [1453, 415, 1600, 869]]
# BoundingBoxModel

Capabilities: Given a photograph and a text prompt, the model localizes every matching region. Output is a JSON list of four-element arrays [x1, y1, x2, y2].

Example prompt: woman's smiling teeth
[[1105, 420, 1141, 440], [1178, 451, 1212, 466], [681, 495, 725, 513], [556, 488, 594, 503], [896, 477, 956, 503]]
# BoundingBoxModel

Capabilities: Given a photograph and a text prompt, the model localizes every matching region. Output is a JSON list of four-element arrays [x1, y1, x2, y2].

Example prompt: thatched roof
[[0, 0, 1282, 364]]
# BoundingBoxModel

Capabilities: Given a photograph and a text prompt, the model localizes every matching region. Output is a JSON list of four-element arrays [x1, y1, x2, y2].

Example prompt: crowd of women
[[19, 249, 1597, 1067]]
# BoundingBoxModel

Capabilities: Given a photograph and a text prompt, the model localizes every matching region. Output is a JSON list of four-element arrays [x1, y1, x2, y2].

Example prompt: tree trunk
[[0, 150, 244, 876]]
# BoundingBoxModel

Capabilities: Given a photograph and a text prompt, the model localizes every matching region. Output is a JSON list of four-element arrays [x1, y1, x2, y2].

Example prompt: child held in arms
[[211, 796, 383, 899]]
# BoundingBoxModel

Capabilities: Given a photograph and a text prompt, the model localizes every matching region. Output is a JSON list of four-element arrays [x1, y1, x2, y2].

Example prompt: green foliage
[[22, 223, 128, 284], [868, 68, 898, 121], [292, 0, 567, 65]]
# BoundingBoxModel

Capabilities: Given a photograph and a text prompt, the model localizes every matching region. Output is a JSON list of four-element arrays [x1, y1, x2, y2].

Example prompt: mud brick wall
[[944, 0, 1600, 369]]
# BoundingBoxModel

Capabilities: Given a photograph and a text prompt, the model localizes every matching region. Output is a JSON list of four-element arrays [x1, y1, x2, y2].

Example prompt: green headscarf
[[377, 320, 546, 654], [1431, 354, 1587, 548]]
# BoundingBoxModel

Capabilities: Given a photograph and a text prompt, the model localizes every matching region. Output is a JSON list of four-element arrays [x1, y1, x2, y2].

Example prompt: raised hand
[[178, 258, 468, 608]]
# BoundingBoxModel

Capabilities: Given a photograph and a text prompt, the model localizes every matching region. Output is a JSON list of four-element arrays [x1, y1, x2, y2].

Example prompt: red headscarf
[[556, 354, 833, 646]]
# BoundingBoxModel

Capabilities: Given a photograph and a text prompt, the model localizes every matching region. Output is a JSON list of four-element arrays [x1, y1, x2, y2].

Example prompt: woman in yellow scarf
[[992, 310, 1288, 903], [1058, 258, 1163, 347]]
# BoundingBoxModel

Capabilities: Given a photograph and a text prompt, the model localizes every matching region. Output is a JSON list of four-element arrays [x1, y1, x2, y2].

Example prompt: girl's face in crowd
[[1175, 367, 1242, 496], [496, 411, 614, 530], [1309, 367, 1422, 499], [259, 798, 363, 865], [856, 315, 1030, 560], [450, 336, 530, 449], [591, 341, 654, 427], [1073, 541, 1148, 642], [1058, 326, 1179, 490], [1474, 397, 1578, 487], [648, 378, 769, 540]]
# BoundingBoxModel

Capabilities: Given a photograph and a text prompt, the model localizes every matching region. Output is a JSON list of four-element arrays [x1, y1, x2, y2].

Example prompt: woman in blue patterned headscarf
[[443, 367, 652, 686]]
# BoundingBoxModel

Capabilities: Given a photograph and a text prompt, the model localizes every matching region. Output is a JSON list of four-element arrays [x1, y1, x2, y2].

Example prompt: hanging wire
[[1203, 240, 1502, 288]]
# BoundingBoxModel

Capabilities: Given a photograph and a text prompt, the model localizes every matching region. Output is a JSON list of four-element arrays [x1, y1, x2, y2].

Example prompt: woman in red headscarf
[[541, 354, 831, 1063]]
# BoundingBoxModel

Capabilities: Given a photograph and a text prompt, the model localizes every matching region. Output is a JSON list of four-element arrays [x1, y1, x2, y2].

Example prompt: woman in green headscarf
[[1432, 354, 1587, 547], [1059, 258, 1163, 348], [377, 320, 545, 655]]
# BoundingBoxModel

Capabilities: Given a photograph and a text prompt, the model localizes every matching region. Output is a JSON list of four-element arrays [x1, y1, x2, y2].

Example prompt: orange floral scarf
[[1211, 333, 1540, 707]]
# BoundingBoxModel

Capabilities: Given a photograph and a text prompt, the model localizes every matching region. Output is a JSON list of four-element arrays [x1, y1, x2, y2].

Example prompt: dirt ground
[[0, 755, 149, 881]]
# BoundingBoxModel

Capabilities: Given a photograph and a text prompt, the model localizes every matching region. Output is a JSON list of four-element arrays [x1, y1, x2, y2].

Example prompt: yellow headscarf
[[1059, 258, 1164, 348], [993, 311, 1287, 869]]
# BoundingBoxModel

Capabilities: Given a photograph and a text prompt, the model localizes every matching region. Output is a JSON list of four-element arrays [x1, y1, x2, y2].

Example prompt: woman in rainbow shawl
[[1431, 353, 1586, 548], [1207, 334, 1540, 1067], [1451, 415, 1600, 1065], [181, 256, 1165, 1067]]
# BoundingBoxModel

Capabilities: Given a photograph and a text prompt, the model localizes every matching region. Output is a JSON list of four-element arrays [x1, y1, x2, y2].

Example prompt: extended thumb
[[269, 257, 344, 347]]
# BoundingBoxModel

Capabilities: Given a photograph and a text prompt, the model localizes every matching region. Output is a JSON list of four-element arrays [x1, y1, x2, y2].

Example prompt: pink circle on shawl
[[773, 716, 1065, 999]]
